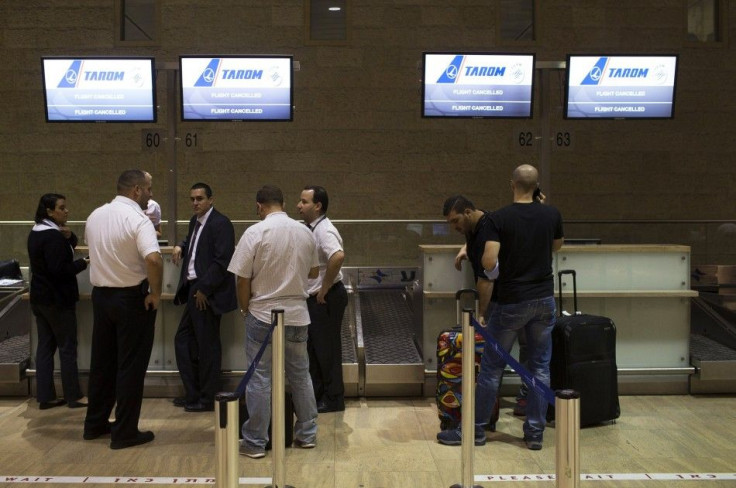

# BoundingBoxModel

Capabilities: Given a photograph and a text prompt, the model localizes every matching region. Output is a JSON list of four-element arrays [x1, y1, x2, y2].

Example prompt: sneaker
[[436, 427, 486, 446], [239, 443, 266, 458], [524, 436, 543, 451], [294, 439, 316, 449], [513, 398, 527, 417]]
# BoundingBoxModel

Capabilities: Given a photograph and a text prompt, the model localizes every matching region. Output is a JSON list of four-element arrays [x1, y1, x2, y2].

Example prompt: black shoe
[[68, 398, 88, 409], [317, 398, 345, 413], [83, 422, 113, 440], [184, 402, 214, 412], [110, 431, 155, 450], [524, 435, 543, 451], [39, 399, 67, 410], [172, 397, 188, 407]]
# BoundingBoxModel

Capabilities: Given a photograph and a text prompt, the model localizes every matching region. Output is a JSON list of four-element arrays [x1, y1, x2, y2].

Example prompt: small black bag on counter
[[0, 259, 22, 279]]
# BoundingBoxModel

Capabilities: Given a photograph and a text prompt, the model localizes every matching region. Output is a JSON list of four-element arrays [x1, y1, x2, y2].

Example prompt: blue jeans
[[475, 296, 556, 440], [241, 313, 318, 449]]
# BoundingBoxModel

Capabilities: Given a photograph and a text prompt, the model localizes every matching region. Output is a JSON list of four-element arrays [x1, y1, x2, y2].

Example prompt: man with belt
[[172, 182, 237, 412], [228, 185, 319, 459], [83, 169, 163, 450], [297, 185, 348, 413]]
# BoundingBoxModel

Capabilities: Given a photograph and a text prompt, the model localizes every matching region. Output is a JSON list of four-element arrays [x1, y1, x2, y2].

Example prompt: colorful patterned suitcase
[[436, 289, 499, 431]]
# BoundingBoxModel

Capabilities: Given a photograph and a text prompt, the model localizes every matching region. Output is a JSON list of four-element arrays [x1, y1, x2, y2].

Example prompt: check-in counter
[[419, 244, 697, 394]]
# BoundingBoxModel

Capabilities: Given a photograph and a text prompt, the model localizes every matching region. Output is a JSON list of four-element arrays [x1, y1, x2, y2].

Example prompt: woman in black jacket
[[28, 193, 89, 409]]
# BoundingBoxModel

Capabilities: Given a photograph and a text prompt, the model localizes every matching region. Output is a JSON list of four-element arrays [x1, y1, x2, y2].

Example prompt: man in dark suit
[[172, 182, 237, 412]]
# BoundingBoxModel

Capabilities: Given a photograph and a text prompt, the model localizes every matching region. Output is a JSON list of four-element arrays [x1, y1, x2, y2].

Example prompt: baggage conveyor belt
[[689, 293, 736, 393], [353, 289, 424, 396], [340, 292, 359, 397]]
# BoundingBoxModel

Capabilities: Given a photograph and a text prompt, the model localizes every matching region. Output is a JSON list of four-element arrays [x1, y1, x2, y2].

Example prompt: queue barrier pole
[[266, 309, 294, 488], [555, 389, 581, 488], [450, 308, 482, 488], [214, 392, 240, 488]]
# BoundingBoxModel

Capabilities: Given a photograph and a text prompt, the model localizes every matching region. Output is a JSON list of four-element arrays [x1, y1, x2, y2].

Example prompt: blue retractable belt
[[234, 321, 277, 397]]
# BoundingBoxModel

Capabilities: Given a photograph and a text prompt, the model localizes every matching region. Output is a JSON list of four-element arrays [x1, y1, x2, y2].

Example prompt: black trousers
[[32, 303, 83, 403], [84, 284, 156, 441], [174, 281, 222, 404], [307, 281, 348, 401]]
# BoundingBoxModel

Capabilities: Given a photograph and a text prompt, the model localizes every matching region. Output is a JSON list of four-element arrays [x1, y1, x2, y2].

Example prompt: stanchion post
[[267, 309, 293, 488], [450, 308, 481, 488], [555, 389, 580, 488], [214, 392, 240, 488]]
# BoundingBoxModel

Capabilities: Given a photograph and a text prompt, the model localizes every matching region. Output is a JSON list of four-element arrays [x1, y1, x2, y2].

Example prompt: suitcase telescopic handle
[[455, 288, 479, 325], [557, 269, 578, 316]]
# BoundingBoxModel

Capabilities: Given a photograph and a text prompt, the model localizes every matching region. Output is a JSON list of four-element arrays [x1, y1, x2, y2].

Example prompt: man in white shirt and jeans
[[228, 185, 319, 459], [83, 169, 163, 450]]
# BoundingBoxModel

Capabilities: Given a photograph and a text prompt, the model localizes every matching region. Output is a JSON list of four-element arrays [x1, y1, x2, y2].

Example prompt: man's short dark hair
[[191, 182, 212, 198], [117, 169, 147, 193], [34, 193, 65, 223], [256, 185, 284, 206], [304, 185, 329, 214], [442, 195, 476, 216]]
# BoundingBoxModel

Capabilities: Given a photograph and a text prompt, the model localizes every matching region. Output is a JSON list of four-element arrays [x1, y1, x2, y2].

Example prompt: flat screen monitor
[[565, 55, 678, 119], [179, 55, 293, 121], [422, 53, 535, 118], [41, 57, 156, 122]]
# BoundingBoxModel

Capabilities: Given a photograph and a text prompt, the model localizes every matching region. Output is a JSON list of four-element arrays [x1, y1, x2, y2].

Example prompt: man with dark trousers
[[83, 169, 163, 449], [172, 182, 237, 412], [297, 185, 348, 413]]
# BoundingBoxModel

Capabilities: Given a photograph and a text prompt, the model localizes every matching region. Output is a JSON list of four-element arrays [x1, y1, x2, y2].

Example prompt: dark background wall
[[1, 1, 735, 265]]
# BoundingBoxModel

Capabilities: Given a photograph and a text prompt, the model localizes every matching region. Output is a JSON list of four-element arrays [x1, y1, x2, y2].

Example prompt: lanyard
[[308, 216, 326, 232]]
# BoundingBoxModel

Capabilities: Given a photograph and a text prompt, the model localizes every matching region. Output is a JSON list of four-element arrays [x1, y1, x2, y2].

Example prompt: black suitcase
[[239, 390, 295, 449], [549, 269, 620, 426]]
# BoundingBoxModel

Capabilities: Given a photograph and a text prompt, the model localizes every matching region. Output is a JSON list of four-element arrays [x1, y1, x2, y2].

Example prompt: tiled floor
[[0, 394, 735, 487]]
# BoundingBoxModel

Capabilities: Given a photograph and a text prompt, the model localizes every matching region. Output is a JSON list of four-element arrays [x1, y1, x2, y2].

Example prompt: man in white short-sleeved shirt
[[297, 186, 348, 413], [227, 185, 319, 458], [83, 169, 163, 450]]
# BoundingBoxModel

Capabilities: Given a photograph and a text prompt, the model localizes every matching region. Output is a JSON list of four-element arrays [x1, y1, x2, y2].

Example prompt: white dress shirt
[[186, 207, 213, 281], [85, 196, 160, 288], [306, 216, 344, 296]]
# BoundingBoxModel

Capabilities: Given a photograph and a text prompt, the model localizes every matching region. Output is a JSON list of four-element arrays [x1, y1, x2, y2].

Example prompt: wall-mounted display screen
[[565, 55, 678, 119], [41, 57, 157, 122], [180, 55, 293, 121], [422, 53, 535, 118]]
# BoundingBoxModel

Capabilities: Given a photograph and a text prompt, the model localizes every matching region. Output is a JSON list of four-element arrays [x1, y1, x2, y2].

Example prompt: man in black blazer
[[172, 182, 237, 412]]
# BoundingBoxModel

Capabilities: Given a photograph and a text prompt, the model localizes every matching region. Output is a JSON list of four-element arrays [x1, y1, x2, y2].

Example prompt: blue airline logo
[[57, 60, 82, 88], [194, 59, 221, 87], [581, 57, 651, 85], [436, 55, 508, 84], [580, 57, 608, 85], [57, 60, 126, 88], [194, 59, 265, 87], [436, 55, 464, 83], [608, 67, 648, 78]]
